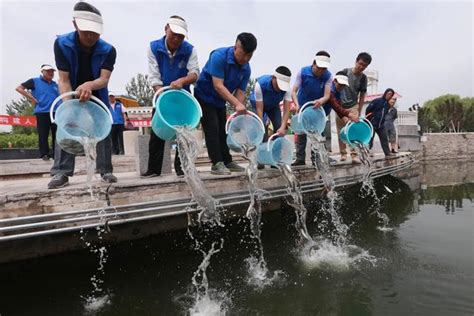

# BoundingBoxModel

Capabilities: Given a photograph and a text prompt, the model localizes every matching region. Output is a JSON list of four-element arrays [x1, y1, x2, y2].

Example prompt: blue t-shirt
[[194, 46, 251, 108]]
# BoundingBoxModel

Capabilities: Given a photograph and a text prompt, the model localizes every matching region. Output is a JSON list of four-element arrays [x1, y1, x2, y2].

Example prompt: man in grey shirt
[[336, 52, 372, 163]]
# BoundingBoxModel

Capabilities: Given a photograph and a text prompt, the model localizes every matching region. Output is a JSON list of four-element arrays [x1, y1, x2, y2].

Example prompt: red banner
[[128, 119, 151, 127], [0, 115, 37, 126]]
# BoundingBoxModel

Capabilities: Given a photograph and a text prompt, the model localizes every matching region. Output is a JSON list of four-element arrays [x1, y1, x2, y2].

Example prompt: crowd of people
[[14, 1, 399, 189]]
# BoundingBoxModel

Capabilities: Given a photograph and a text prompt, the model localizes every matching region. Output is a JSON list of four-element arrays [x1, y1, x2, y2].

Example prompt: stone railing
[[396, 111, 417, 125]]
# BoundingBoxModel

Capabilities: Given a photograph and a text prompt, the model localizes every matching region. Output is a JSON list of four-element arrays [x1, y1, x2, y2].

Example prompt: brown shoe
[[352, 156, 361, 164], [340, 154, 347, 162]]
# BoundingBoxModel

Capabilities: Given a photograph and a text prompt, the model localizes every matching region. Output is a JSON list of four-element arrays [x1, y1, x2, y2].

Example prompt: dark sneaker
[[176, 169, 185, 177], [141, 170, 160, 178], [41, 155, 50, 161], [211, 162, 231, 175], [101, 173, 118, 183], [48, 174, 69, 189], [291, 160, 305, 166], [226, 161, 245, 172], [257, 163, 265, 170]]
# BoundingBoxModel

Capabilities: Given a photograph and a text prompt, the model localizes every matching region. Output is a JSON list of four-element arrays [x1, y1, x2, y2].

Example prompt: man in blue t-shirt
[[194, 33, 257, 175], [291, 51, 332, 166], [143, 15, 199, 178], [16, 64, 59, 160], [48, 1, 117, 189]]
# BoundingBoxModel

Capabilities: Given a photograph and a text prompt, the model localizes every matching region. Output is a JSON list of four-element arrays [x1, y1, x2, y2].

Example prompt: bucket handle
[[225, 111, 265, 134], [297, 101, 316, 124], [266, 133, 280, 151], [50, 91, 113, 124], [152, 86, 203, 118], [152, 86, 172, 108]]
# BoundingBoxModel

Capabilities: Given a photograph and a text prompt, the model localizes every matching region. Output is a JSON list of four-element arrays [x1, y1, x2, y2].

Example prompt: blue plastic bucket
[[339, 118, 374, 147], [257, 134, 294, 166], [225, 112, 265, 152], [151, 88, 202, 140], [290, 101, 327, 135], [50, 92, 112, 155]]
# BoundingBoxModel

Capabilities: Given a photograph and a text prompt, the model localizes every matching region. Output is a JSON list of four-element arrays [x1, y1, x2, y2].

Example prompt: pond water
[[0, 162, 472, 315]]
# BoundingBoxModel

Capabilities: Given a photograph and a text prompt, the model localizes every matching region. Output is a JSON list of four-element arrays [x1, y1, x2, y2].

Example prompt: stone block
[[123, 130, 138, 156], [135, 135, 171, 176]]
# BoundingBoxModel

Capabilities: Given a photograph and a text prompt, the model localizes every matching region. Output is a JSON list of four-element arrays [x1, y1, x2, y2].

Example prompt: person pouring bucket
[[48, 1, 118, 189], [142, 15, 199, 178], [249, 66, 292, 169]]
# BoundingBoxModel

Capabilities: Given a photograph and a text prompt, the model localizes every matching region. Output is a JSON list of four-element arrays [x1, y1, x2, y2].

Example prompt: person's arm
[[358, 74, 368, 113], [329, 92, 359, 123], [121, 104, 128, 124], [75, 69, 112, 102], [313, 76, 331, 108], [277, 98, 291, 136], [148, 46, 163, 90], [170, 47, 199, 89], [365, 100, 374, 117], [57, 70, 73, 100], [76, 46, 116, 102], [15, 81, 38, 105], [291, 70, 301, 110], [212, 77, 246, 113], [358, 92, 366, 113], [253, 81, 264, 120]]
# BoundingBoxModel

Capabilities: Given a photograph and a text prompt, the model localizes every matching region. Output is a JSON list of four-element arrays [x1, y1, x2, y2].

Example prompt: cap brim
[[276, 78, 290, 92], [75, 18, 103, 35], [335, 78, 349, 86], [41, 67, 56, 71], [169, 24, 187, 37], [315, 60, 330, 68]]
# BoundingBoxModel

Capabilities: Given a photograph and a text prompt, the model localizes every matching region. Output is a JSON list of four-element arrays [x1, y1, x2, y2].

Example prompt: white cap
[[273, 71, 291, 92], [314, 55, 331, 68], [108, 91, 115, 96], [334, 74, 349, 86], [73, 10, 103, 35], [167, 18, 188, 37], [40, 64, 56, 71]]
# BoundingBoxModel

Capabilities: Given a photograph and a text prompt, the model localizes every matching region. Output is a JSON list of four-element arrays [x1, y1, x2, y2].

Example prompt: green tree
[[419, 94, 473, 132], [5, 97, 37, 135], [125, 73, 154, 107]]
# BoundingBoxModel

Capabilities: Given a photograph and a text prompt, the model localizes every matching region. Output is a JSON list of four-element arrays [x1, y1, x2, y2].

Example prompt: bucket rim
[[155, 89, 202, 131]]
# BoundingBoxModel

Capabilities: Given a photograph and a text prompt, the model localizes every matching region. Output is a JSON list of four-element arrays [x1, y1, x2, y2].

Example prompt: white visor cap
[[314, 55, 331, 68], [168, 18, 188, 37], [73, 10, 103, 35], [274, 72, 291, 92]]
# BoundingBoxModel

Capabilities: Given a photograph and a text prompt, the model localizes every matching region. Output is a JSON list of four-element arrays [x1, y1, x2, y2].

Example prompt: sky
[[0, 0, 473, 119]]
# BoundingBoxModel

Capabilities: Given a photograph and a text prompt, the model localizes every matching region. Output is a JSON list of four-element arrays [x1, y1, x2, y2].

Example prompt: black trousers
[[111, 124, 124, 154], [369, 126, 391, 155], [51, 134, 113, 177], [147, 129, 182, 175], [197, 97, 232, 165], [35, 112, 57, 157]]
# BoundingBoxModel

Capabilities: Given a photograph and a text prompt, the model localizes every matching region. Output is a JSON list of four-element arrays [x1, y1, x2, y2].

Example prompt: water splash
[[81, 137, 99, 199], [354, 144, 391, 231], [80, 207, 113, 314], [299, 239, 377, 271], [188, 237, 230, 316], [175, 126, 223, 225], [241, 144, 283, 288], [307, 133, 350, 244], [278, 163, 313, 245]]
